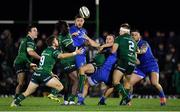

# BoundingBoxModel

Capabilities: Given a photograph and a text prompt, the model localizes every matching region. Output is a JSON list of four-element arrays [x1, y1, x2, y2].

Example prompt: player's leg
[[77, 79, 89, 105], [113, 69, 128, 98], [46, 77, 64, 103], [98, 86, 114, 105], [15, 72, 26, 99], [68, 70, 78, 105], [11, 81, 39, 107], [79, 63, 95, 93], [150, 72, 166, 105]]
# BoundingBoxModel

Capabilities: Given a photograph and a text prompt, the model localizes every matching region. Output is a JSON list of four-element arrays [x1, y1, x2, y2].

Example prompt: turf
[[0, 97, 180, 111]]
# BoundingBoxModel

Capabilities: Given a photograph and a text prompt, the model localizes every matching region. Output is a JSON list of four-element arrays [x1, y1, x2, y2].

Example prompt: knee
[[113, 80, 119, 85], [57, 84, 64, 91]]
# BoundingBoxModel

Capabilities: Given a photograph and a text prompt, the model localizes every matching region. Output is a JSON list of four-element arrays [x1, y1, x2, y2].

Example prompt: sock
[[15, 94, 25, 104], [78, 94, 84, 103], [14, 94, 19, 99], [159, 91, 165, 98], [51, 88, 59, 96], [79, 75, 85, 93], [99, 96, 106, 103], [114, 84, 128, 98], [69, 94, 76, 102], [64, 93, 69, 101]]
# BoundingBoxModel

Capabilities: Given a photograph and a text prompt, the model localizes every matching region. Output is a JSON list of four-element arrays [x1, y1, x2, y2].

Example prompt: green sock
[[69, 94, 76, 102], [14, 94, 19, 99], [15, 94, 25, 104], [51, 88, 60, 96], [114, 84, 128, 98], [79, 75, 85, 93]]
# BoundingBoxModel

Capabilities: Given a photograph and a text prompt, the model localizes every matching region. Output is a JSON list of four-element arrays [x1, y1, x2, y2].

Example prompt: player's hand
[[71, 32, 79, 36], [30, 63, 37, 71], [52, 73, 59, 80], [75, 48, 83, 55], [98, 45, 104, 53]]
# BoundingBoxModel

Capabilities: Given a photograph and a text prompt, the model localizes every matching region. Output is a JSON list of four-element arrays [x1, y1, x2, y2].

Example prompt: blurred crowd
[[0, 29, 180, 96]]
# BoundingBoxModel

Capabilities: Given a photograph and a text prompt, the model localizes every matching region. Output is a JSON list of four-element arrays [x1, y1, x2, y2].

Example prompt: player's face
[[131, 32, 141, 41], [106, 35, 114, 44], [29, 27, 38, 39], [75, 18, 84, 28], [53, 37, 59, 47]]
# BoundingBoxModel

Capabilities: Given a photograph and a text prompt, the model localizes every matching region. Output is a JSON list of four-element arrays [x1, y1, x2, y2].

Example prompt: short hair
[[75, 14, 83, 20], [27, 25, 37, 33], [120, 23, 130, 29], [106, 34, 115, 39], [46, 35, 56, 46], [131, 29, 140, 33]]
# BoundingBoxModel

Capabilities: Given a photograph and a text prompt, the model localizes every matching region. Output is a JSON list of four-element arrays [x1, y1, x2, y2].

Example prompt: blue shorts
[[75, 47, 86, 68], [134, 62, 159, 78], [88, 54, 117, 86]]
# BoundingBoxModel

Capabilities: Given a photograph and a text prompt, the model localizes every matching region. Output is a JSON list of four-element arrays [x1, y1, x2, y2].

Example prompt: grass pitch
[[0, 97, 180, 111]]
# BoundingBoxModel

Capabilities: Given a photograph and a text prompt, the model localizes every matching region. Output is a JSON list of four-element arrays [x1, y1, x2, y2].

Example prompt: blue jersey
[[88, 53, 117, 86], [134, 39, 159, 78], [137, 39, 157, 67], [70, 25, 87, 47]]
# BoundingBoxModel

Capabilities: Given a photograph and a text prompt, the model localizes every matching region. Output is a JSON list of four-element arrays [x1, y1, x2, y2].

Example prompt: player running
[[13, 25, 41, 101], [111, 23, 138, 105], [11, 35, 82, 107], [129, 30, 166, 106]]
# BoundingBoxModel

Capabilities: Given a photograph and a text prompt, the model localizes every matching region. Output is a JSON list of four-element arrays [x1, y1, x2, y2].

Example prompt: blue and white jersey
[[70, 25, 87, 47], [137, 39, 157, 67]]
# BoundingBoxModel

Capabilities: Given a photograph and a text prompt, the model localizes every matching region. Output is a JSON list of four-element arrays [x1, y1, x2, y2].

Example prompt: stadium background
[[0, 0, 180, 97]]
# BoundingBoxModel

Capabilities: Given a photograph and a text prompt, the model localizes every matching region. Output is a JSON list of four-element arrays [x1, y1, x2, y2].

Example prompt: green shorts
[[14, 63, 29, 74], [115, 60, 136, 75], [31, 72, 52, 85]]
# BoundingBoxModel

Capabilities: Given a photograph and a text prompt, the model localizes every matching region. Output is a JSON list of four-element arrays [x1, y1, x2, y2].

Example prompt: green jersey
[[36, 47, 60, 75], [115, 34, 137, 64], [14, 36, 36, 65], [58, 33, 75, 66], [93, 53, 106, 67]]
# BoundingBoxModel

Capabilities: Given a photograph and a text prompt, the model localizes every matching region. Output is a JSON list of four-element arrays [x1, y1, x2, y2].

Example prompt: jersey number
[[128, 41, 135, 51], [39, 56, 45, 66]]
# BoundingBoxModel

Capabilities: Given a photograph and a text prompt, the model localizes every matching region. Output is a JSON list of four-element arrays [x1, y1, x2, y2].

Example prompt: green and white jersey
[[14, 36, 36, 65], [36, 46, 60, 75], [58, 33, 75, 66], [115, 34, 137, 64]]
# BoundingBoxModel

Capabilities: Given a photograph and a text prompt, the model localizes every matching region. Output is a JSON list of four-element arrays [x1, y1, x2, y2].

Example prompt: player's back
[[137, 39, 157, 66], [36, 47, 59, 74], [69, 25, 87, 47], [115, 34, 137, 64]]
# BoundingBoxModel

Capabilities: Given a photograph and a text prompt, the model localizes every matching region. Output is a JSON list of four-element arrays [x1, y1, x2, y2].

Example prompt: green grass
[[0, 97, 180, 111]]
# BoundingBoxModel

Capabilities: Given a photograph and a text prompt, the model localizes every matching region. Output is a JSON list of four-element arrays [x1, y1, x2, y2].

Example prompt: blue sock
[[159, 91, 165, 98], [78, 94, 84, 102], [99, 96, 106, 103]]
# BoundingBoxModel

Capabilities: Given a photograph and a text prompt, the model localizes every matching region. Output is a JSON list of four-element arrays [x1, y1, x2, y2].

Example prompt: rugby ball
[[79, 6, 90, 19]]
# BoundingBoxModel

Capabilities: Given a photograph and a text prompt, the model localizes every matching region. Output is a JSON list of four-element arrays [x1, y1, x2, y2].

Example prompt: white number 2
[[128, 41, 135, 51]]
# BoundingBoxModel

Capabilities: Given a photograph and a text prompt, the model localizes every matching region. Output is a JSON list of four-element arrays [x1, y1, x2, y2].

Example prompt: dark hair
[[54, 20, 69, 36], [46, 35, 56, 46], [131, 29, 140, 33], [107, 34, 115, 39], [26, 25, 37, 33], [75, 14, 83, 20], [120, 23, 130, 29]]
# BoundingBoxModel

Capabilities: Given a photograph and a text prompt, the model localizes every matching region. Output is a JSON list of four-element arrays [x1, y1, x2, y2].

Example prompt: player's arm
[[27, 49, 41, 60], [137, 43, 148, 54], [57, 48, 82, 59], [98, 43, 113, 52], [84, 34, 100, 48], [111, 43, 119, 53]]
